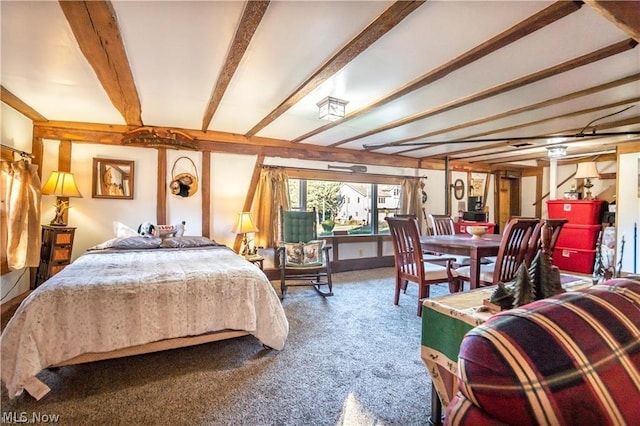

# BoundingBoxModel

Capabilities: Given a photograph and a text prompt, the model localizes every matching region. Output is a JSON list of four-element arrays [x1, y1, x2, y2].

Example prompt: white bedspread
[[1, 246, 288, 399]]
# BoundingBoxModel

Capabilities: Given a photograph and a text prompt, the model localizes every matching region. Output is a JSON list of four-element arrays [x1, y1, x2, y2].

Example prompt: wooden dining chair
[[524, 218, 568, 266], [455, 217, 540, 287], [428, 214, 474, 267], [429, 214, 456, 236], [385, 216, 460, 316]]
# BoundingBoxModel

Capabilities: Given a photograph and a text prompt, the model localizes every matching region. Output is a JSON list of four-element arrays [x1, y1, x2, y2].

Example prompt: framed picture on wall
[[92, 158, 134, 199]]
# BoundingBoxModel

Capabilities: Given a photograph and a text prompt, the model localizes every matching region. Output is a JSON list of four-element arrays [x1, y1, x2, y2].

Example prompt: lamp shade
[[232, 212, 259, 234], [41, 171, 83, 198], [574, 162, 599, 179]]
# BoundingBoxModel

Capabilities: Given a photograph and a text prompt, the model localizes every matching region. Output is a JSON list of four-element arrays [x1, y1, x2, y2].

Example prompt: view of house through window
[[289, 178, 401, 236]]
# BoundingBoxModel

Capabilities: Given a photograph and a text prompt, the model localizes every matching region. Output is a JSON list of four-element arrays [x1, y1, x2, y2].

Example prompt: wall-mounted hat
[[170, 156, 198, 198]]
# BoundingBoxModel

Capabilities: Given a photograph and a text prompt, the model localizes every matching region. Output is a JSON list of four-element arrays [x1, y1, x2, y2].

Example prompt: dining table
[[419, 233, 502, 289]]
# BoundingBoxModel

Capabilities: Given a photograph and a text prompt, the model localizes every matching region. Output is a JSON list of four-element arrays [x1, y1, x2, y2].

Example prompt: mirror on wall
[[92, 158, 134, 200]]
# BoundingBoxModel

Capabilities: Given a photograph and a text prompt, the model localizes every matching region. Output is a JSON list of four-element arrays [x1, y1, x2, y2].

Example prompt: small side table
[[244, 254, 264, 270]]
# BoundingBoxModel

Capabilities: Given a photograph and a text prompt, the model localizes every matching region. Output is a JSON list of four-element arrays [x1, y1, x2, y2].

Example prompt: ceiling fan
[[362, 106, 640, 150]]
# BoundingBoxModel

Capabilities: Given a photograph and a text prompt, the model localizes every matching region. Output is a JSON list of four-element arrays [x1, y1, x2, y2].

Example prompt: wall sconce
[[41, 171, 83, 226], [316, 96, 348, 121], [574, 162, 600, 200], [232, 212, 259, 256], [546, 145, 567, 158]]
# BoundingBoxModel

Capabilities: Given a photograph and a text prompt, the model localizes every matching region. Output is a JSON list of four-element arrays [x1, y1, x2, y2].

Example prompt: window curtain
[[251, 167, 290, 249], [399, 177, 422, 217], [1, 160, 41, 269]]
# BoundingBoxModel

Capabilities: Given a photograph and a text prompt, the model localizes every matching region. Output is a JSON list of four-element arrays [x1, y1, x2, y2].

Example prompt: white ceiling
[[2, 1, 639, 166]]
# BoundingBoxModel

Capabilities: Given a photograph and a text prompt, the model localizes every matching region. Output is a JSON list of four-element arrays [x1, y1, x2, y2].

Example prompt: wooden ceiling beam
[[332, 38, 638, 148], [369, 72, 640, 152], [59, 0, 142, 126], [444, 116, 640, 163], [402, 96, 640, 158], [291, 0, 583, 145], [244, 0, 425, 137], [1, 86, 48, 122], [32, 121, 430, 169], [201, 1, 270, 132], [585, 0, 640, 42]]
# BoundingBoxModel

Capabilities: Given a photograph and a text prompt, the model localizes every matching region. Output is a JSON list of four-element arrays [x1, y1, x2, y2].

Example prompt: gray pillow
[[160, 236, 219, 248], [89, 236, 162, 251]]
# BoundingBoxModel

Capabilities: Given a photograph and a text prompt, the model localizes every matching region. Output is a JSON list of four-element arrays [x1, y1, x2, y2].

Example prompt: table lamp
[[232, 212, 259, 256], [41, 171, 83, 226], [574, 162, 599, 200]]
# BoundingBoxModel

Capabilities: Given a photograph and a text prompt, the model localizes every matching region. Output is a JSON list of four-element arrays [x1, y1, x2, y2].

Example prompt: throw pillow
[[284, 240, 324, 266]]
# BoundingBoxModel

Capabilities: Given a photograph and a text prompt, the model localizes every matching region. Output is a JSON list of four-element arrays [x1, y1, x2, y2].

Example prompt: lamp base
[[583, 179, 595, 200], [50, 200, 70, 227]]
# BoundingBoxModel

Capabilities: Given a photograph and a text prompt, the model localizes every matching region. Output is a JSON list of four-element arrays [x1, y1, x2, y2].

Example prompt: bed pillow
[[160, 236, 219, 248], [284, 240, 323, 266], [89, 236, 162, 251]]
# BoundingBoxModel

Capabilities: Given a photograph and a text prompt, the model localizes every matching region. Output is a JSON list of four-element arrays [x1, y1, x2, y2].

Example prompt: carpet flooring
[[1, 267, 451, 425]]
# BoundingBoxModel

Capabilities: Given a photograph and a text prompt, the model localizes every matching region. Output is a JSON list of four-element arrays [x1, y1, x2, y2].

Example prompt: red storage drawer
[[555, 224, 601, 250], [552, 246, 596, 274], [547, 200, 603, 224], [455, 221, 496, 235]]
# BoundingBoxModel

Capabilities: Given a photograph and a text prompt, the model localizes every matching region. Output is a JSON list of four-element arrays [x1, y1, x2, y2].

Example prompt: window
[[288, 177, 401, 236]]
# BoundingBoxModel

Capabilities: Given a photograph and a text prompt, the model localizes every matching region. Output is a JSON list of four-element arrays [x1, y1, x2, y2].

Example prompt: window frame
[[285, 168, 405, 236]]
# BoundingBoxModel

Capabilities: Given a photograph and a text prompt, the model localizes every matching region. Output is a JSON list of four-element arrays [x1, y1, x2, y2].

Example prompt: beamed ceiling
[[1, 0, 639, 170]]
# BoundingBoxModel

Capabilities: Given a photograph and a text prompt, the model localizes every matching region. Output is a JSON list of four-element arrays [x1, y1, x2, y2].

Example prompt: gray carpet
[[1, 268, 452, 425]]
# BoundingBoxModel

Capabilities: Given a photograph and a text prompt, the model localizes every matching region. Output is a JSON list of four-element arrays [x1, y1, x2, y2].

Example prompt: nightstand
[[244, 254, 264, 270], [35, 225, 76, 288]]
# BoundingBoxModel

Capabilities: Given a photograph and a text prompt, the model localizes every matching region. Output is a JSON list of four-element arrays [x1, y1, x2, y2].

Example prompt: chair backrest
[[492, 217, 540, 284], [542, 218, 568, 256], [280, 207, 317, 243], [429, 214, 455, 236], [385, 216, 424, 282], [525, 218, 568, 265], [395, 214, 424, 234]]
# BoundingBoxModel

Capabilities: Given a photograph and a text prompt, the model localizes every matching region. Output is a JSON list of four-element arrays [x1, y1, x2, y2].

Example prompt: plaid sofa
[[446, 278, 640, 426]]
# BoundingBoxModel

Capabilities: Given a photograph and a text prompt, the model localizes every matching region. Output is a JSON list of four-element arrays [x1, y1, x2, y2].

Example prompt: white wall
[[1, 103, 35, 301], [617, 152, 640, 274]]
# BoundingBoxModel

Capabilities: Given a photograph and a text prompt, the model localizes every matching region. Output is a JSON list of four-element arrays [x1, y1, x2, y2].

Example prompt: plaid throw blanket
[[446, 278, 640, 426]]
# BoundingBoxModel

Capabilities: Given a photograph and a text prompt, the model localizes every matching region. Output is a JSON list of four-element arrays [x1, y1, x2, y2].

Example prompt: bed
[[1, 235, 289, 400]]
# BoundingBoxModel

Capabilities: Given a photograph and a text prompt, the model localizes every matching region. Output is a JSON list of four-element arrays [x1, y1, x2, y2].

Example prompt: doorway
[[497, 175, 521, 233]]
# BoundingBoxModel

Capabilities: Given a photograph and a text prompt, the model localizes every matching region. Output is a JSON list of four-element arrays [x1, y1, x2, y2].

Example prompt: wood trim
[[618, 141, 640, 154], [156, 148, 167, 224], [59, 0, 142, 126], [201, 152, 211, 238], [369, 73, 640, 152], [32, 137, 43, 180], [350, 38, 637, 152], [585, 0, 640, 42], [201, 1, 270, 131], [233, 155, 265, 253], [0, 86, 48, 122], [246, 0, 425, 137], [535, 167, 543, 218], [58, 141, 72, 225], [33, 121, 432, 169], [285, 168, 405, 185], [309, 0, 583, 147]]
